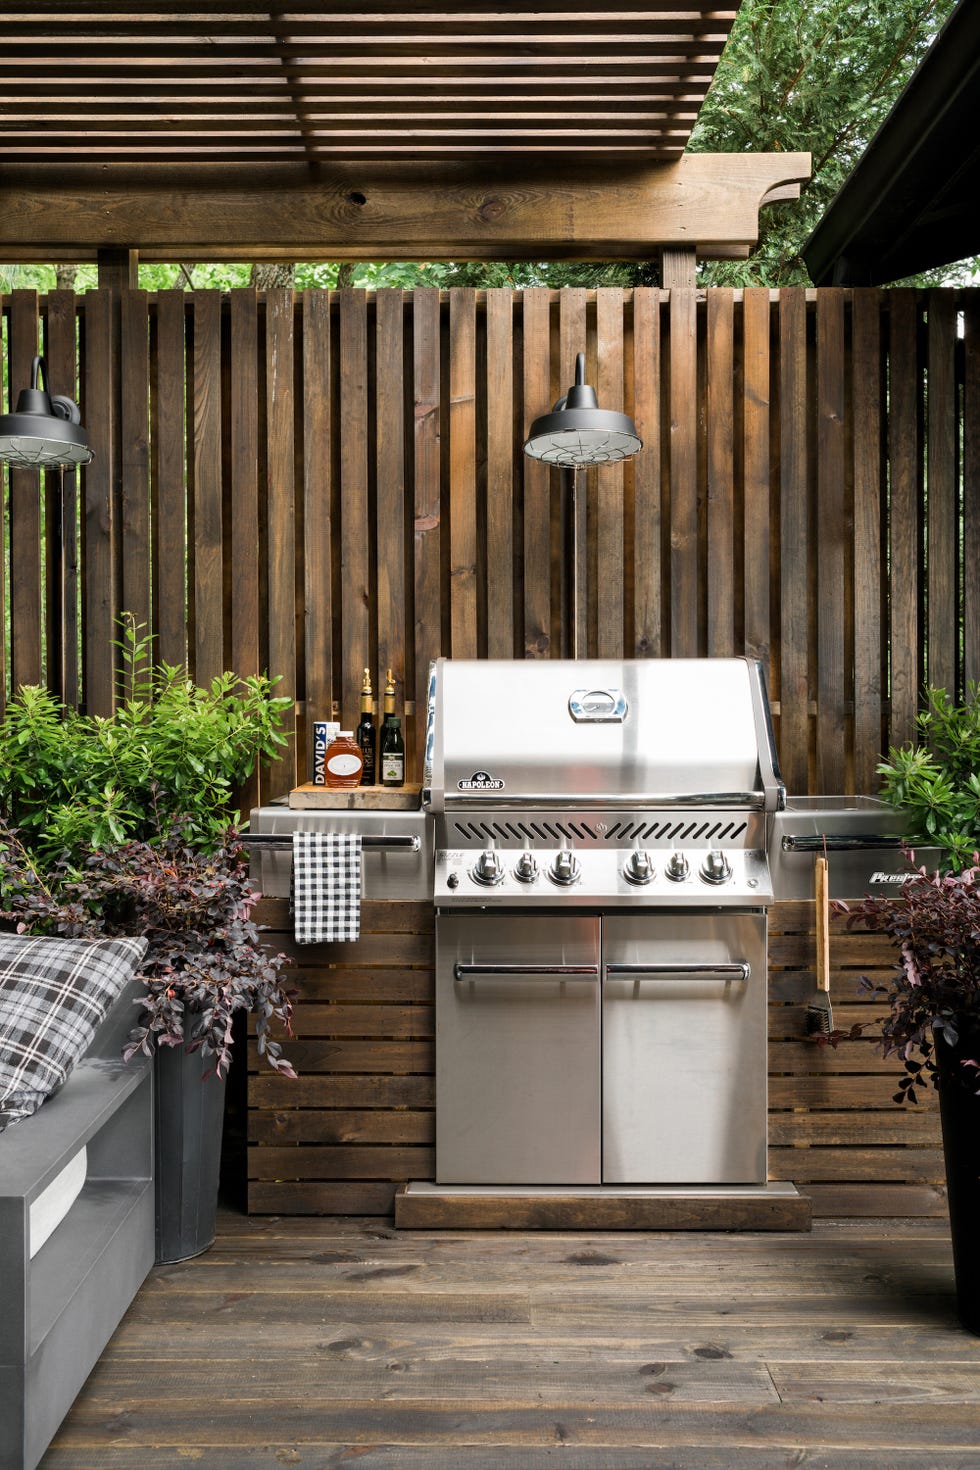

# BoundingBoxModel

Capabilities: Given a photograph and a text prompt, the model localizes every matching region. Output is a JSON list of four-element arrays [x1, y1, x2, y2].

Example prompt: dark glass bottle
[[357, 667, 376, 785], [381, 716, 406, 788]]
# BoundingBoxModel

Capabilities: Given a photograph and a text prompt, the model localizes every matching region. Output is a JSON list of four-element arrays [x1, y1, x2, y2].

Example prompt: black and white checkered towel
[[291, 831, 362, 944]]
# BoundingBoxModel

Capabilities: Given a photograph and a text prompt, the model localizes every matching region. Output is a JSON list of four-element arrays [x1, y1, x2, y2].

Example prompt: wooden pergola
[[1, 3, 809, 284]]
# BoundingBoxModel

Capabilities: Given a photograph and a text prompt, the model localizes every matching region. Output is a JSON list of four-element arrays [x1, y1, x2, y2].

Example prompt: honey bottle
[[324, 731, 364, 789]]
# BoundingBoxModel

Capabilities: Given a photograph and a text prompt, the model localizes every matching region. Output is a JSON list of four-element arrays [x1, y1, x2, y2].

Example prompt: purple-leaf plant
[[0, 817, 296, 1079], [829, 852, 980, 1105]]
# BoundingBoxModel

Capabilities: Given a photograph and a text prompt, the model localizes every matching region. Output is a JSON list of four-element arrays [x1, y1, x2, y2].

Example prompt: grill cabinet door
[[436, 914, 601, 1184], [601, 912, 767, 1184]]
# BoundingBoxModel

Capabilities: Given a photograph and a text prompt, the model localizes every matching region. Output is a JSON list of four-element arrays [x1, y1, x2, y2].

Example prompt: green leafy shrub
[[0, 618, 290, 863], [877, 684, 980, 872]]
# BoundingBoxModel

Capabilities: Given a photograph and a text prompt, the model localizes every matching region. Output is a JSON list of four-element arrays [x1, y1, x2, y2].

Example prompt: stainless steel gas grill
[[423, 657, 785, 1189]]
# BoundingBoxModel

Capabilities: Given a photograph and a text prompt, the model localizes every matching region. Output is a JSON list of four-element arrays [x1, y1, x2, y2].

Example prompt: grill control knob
[[624, 849, 654, 886], [665, 850, 690, 882], [513, 848, 539, 883], [471, 844, 505, 886], [549, 848, 581, 886], [700, 849, 732, 885]]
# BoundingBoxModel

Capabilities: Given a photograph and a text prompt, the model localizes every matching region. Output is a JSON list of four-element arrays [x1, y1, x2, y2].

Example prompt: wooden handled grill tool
[[805, 854, 834, 1035]]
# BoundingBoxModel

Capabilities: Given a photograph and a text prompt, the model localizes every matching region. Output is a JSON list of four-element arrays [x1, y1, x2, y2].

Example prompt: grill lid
[[424, 657, 784, 813]]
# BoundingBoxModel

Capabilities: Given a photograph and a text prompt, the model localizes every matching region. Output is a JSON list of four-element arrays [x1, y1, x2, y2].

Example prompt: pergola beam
[[0, 154, 809, 262]]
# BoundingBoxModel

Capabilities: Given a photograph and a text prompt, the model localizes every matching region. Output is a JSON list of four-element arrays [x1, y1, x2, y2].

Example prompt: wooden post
[[661, 247, 698, 290]]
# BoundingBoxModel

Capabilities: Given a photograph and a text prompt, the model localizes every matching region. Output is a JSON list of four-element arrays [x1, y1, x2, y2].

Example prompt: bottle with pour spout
[[357, 667, 376, 785]]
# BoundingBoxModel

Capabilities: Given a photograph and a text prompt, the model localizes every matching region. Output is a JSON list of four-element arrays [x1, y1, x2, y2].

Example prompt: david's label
[[313, 722, 329, 785], [457, 770, 505, 792], [870, 871, 915, 885]]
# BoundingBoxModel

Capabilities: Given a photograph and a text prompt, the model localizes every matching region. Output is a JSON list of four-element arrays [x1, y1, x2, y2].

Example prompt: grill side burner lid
[[423, 657, 784, 814]]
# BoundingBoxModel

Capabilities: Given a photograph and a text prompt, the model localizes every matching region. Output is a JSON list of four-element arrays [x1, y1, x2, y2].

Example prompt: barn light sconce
[[523, 352, 641, 467], [0, 355, 92, 467]]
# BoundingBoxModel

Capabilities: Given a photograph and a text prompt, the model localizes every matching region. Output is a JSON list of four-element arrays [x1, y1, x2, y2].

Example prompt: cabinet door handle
[[453, 963, 599, 980], [604, 961, 751, 982]]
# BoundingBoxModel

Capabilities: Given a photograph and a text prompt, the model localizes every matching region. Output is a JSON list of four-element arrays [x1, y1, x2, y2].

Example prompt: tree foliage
[[690, 0, 968, 285]]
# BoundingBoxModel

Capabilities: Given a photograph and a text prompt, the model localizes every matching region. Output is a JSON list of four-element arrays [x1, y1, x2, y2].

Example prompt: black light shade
[[523, 351, 642, 467], [0, 355, 93, 467]]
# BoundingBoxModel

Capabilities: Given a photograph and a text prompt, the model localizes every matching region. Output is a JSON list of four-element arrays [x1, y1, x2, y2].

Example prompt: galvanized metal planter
[[153, 1045, 226, 1265]]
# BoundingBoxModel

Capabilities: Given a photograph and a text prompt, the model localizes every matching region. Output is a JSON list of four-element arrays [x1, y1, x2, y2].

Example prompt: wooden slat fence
[[3, 286, 979, 795]]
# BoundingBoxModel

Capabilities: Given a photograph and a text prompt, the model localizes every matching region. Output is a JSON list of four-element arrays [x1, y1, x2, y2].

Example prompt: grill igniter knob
[[665, 850, 690, 882], [623, 848, 654, 886], [513, 846, 539, 883], [549, 846, 581, 886], [700, 848, 733, 885], [471, 842, 505, 886]]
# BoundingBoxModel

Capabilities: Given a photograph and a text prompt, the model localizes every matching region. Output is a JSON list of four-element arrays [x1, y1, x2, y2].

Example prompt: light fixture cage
[[0, 355, 93, 468], [523, 351, 642, 467]]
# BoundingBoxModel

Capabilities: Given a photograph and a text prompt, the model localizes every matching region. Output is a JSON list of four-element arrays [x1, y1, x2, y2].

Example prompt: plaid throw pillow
[[0, 933, 148, 1132]]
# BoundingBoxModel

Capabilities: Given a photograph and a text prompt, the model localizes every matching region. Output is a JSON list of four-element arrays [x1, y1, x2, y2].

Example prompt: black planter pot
[[936, 1035, 980, 1336], [153, 1044, 227, 1264]]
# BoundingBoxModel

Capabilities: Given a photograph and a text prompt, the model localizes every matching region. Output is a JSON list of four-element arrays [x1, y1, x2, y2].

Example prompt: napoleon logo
[[457, 770, 505, 792]]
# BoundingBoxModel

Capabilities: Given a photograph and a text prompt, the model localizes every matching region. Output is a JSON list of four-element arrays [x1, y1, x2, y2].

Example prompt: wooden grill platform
[[395, 1181, 811, 1232], [43, 1210, 978, 1469]]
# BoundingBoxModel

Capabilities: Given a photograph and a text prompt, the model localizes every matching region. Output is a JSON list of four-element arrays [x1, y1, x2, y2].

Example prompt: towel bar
[[241, 832, 422, 853]]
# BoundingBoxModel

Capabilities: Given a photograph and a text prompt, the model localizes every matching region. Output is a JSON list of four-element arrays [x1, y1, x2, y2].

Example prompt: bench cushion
[[0, 934, 148, 1131]]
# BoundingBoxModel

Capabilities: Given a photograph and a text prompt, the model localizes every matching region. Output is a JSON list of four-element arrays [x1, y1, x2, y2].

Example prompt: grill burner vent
[[451, 817, 748, 846]]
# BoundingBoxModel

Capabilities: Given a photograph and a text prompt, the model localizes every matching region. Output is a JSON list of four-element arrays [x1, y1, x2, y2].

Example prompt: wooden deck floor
[[43, 1211, 980, 1469]]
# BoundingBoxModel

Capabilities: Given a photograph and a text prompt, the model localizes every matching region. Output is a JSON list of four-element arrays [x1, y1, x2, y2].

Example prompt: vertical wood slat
[[631, 288, 661, 658], [43, 290, 80, 708], [887, 290, 921, 752], [412, 288, 441, 780], [705, 289, 734, 657], [522, 288, 552, 658], [265, 289, 297, 794], [302, 290, 333, 768], [8, 291, 42, 693], [119, 290, 150, 643], [851, 290, 883, 793], [81, 289, 116, 715], [230, 289, 260, 683], [448, 288, 477, 659], [485, 289, 514, 659], [964, 292, 980, 688], [0, 295, 6, 714], [815, 290, 847, 792], [558, 289, 587, 657], [742, 287, 771, 668], [338, 290, 369, 739], [778, 289, 809, 796], [190, 291, 224, 686], [152, 291, 188, 671], [595, 288, 625, 659], [668, 287, 698, 656], [925, 290, 958, 697], [375, 290, 406, 719], [229, 288, 261, 811]]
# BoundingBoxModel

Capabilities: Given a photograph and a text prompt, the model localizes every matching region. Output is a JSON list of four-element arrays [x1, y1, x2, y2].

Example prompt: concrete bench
[[0, 979, 154, 1470]]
